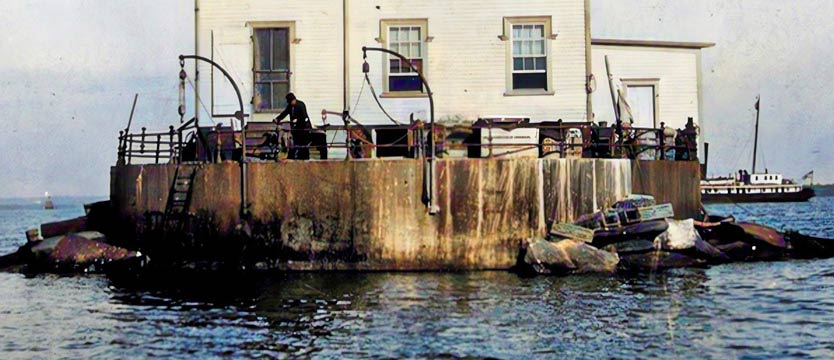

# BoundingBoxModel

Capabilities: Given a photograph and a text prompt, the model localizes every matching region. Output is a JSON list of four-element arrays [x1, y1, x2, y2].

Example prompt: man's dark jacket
[[275, 100, 311, 130]]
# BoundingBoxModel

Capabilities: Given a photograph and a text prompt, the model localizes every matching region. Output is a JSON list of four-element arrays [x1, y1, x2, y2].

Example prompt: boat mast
[[752, 95, 760, 174]]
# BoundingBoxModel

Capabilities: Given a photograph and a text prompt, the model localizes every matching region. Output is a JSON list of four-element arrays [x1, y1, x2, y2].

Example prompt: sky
[[0, 0, 832, 198]]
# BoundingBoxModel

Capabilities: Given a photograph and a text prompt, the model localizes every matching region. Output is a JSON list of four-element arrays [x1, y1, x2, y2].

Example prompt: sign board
[[638, 204, 674, 221], [550, 223, 595, 243]]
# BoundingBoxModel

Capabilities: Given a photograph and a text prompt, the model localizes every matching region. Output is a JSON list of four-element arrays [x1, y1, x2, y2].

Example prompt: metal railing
[[117, 119, 699, 164], [117, 118, 200, 165]]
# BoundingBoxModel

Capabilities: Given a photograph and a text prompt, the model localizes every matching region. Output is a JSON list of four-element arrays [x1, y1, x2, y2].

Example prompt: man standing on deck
[[274, 93, 312, 160]]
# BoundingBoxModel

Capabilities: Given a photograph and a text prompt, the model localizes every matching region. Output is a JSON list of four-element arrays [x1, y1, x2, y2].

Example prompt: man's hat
[[286, 93, 296, 102]]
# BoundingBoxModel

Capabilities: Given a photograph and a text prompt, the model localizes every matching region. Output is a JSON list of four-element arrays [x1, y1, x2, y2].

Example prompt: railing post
[[155, 134, 162, 164], [169, 125, 175, 163], [118, 130, 125, 164], [127, 134, 133, 165], [140, 127, 147, 155], [659, 122, 666, 160], [177, 127, 183, 163]]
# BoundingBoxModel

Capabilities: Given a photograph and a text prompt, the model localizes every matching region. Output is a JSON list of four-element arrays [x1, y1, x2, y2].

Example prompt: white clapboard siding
[[196, 0, 589, 125], [591, 44, 703, 131]]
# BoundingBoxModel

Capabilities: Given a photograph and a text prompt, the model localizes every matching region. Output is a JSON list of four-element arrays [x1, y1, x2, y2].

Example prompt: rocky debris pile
[[518, 195, 834, 276], [521, 238, 618, 275], [0, 202, 145, 274]]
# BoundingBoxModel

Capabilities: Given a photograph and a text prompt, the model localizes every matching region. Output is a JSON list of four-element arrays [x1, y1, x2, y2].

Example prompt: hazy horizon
[[1, 0, 831, 198]]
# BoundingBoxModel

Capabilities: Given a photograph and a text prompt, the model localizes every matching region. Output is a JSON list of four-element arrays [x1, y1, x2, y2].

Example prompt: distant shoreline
[[812, 185, 834, 197]]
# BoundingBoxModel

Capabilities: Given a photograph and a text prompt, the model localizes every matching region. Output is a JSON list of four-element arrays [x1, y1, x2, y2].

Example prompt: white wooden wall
[[196, 0, 589, 126], [591, 45, 702, 131]]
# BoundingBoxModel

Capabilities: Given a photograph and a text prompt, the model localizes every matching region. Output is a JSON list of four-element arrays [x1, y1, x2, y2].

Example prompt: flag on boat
[[802, 170, 814, 180], [755, 96, 760, 111]]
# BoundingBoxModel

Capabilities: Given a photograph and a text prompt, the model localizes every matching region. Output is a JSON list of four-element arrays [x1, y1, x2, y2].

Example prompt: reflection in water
[[3, 199, 834, 358], [3, 259, 834, 358]]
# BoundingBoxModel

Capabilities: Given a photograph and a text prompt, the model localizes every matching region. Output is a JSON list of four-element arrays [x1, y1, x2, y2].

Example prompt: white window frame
[[502, 16, 555, 96], [249, 21, 296, 114], [379, 19, 429, 98], [622, 78, 660, 128]]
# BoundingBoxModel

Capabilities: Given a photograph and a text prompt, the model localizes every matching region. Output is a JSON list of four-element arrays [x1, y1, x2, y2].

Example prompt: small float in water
[[43, 192, 54, 210]]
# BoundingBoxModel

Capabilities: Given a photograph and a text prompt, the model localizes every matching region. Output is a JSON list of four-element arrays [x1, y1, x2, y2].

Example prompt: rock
[[653, 219, 730, 264], [716, 241, 784, 262], [654, 219, 699, 250], [698, 222, 747, 247], [591, 219, 669, 247], [715, 241, 754, 261], [737, 222, 787, 249], [688, 238, 731, 264], [40, 216, 87, 238], [603, 240, 655, 255], [619, 251, 706, 271], [522, 238, 618, 275], [29, 234, 142, 272], [786, 231, 834, 259], [74, 231, 107, 242], [522, 238, 574, 275]]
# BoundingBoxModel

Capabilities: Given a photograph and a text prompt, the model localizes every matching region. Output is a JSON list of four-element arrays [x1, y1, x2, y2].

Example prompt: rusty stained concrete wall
[[110, 158, 700, 270], [631, 160, 702, 220]]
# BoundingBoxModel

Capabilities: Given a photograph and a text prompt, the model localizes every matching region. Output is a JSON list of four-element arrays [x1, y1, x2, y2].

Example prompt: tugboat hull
[[702, 188, 815, 203]]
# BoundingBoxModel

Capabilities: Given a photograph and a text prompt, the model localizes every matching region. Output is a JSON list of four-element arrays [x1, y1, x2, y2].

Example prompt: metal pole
[[180, 54, 248, 219], [343, 0, 350, 119], [584, 0, 593, 122], [362, 46, 437, 214], [604, 56, 619, 122], [124, 93, 139, 135], [194, 0, 200, 126], [752, 95, 760, 174]]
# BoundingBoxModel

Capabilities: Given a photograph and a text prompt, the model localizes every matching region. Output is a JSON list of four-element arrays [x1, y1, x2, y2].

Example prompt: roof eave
[[591, 38, 716, 50]]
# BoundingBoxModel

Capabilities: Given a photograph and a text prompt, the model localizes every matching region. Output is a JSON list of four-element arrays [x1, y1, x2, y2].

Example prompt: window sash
[[388, 25, 423, 77], [254, 27, 291, 111], [511, 23, 546, 74]]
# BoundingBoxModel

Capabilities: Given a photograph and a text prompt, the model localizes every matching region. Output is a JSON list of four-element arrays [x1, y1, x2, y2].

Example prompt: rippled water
[[2, 197, 834, 359]]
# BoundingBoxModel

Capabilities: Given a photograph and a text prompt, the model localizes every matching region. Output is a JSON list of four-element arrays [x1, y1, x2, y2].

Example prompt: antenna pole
[[752, 95, 760, 173]]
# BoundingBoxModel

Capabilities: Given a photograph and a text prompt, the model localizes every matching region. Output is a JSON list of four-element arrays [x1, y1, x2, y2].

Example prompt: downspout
[[343, 0, 351, 121], [194, 0, 200, 127], [584, 0, 593, 122], [342, 0, 352, 160]]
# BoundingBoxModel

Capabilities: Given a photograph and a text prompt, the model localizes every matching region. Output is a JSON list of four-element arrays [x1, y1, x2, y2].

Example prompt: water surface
[[1, 197, 833, 359]]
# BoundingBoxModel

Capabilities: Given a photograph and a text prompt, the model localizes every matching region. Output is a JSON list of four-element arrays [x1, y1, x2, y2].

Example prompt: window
[[622, 79, 660, 128], [503, 17, 553, 95], [512, 24, 547, 90], [253, 27, 291, 112], [381, 19, 428, 95]]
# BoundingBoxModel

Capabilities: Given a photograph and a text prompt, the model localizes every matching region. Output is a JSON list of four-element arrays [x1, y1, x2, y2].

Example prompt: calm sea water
[[2, 196, 834, 359]]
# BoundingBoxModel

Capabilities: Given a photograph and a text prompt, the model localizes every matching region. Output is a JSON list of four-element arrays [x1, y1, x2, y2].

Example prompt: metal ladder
[[162, 165, 198, 235]]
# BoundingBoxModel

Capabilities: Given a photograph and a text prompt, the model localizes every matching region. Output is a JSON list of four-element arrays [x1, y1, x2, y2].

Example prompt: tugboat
[[701, 96, 815, 203], [43, 192, 55, 210]]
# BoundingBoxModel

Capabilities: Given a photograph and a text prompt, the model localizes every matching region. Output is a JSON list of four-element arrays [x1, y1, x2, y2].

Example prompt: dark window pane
[[273, 82, 289, 109], [389, 75, 422, 92], [255, 72, 289, 82], [255, 83, 272, 110], [535, 57, 546, 70], [524, 58, 534, 70], [272, 28, 289, 71], [513, 58, 523, 71], [409, 59, 422, 73], [255, 29, 271, 71], [513, 72, 547, 90], [390, 59, 400, 73], [254, 27, 291, 113]]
